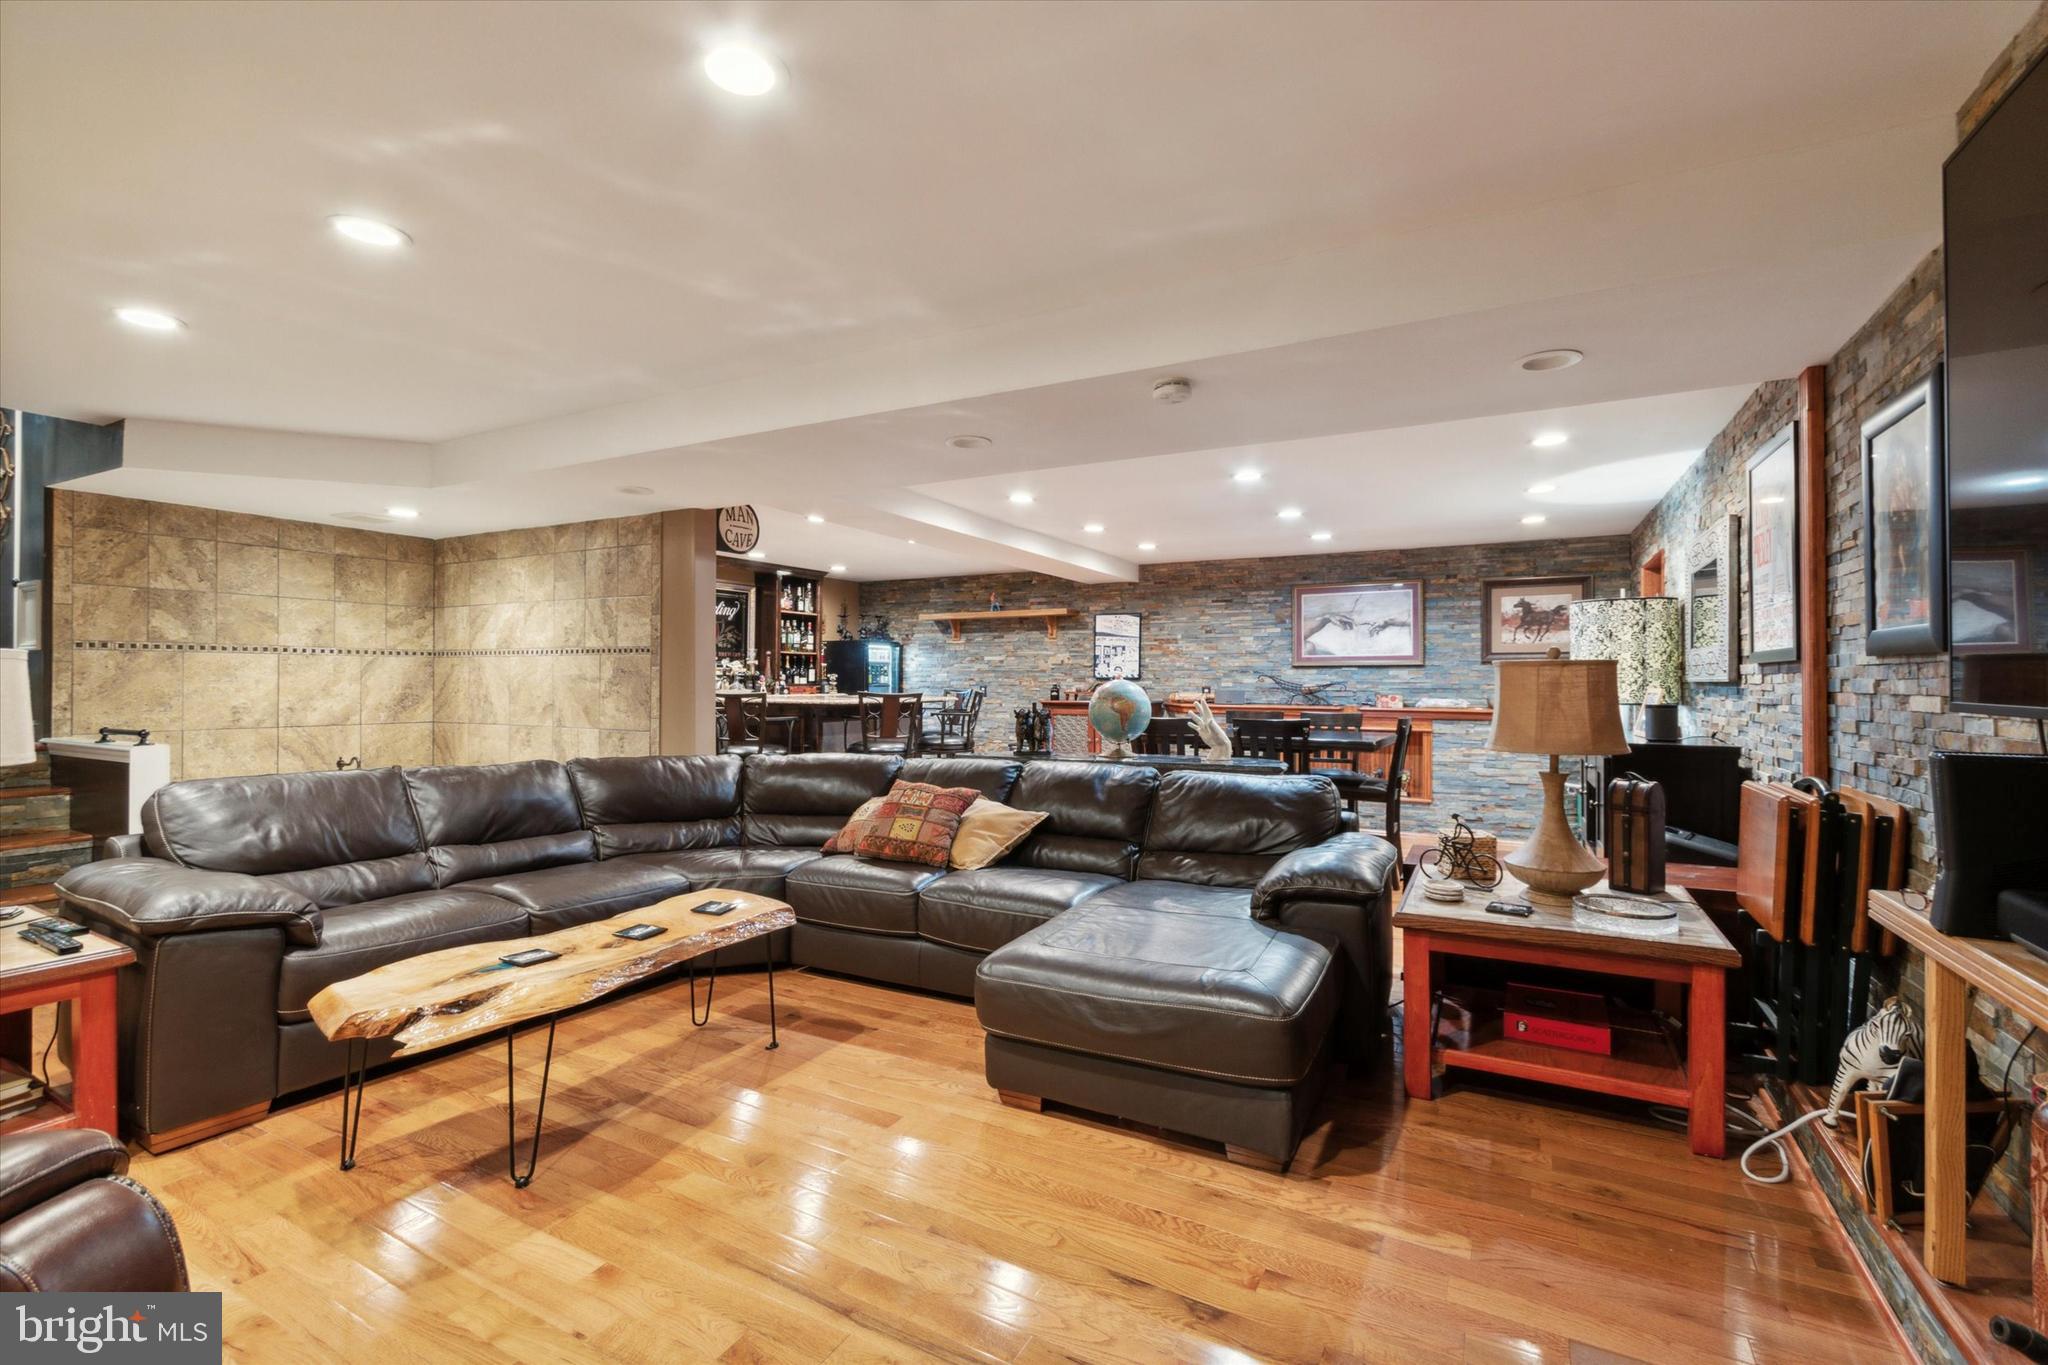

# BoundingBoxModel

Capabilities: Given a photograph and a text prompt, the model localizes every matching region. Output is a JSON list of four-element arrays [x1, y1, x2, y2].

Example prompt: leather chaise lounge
[[54, 753, 1397, 1166]]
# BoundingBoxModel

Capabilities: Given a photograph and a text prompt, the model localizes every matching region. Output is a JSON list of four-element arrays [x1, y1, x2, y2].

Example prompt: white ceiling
[[2, 0, 2034, 580]]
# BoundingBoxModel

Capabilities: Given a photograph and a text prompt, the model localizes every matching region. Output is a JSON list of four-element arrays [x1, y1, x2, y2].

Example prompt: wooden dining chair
[[718, 692, 798, 756], [1231, 717, 1310, 774], [1333, 717, 1412, 848], [1135, 716, 1201, 756], [851, 692, 924, 757]]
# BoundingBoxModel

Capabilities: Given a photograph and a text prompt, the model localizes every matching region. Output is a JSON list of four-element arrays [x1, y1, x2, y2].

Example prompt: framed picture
[[1746, 422, 1799, 664], [1685, 516, 1739, 683], [1951, 549, 2032, 654], [714, 582, 753, 658], [1862, 366, 1946, 656], [1092, 612, 1142, 679], [1480, 575, 1591, 661], [1292, 581, 1424, 666]]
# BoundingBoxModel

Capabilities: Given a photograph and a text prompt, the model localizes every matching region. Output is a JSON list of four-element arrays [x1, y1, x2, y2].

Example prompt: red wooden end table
[[0, 923, 133, 1138], [1395, 864, 1740, 1157]]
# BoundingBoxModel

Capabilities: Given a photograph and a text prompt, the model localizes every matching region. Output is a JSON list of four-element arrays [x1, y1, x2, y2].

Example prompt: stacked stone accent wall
[[860, 535, 1635, 837]]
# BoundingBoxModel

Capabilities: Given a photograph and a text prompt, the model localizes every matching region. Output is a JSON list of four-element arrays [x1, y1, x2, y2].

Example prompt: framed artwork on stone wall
[[1951, 549, 2032, 653], [1861, 366, 1947, 656], [1092, 612, 1142, 679], [1685, 516, 1740, 683], [1292, 581, 1424, 666], [1479, 575, 1590, 661], [1746, 422, 1800, 664]]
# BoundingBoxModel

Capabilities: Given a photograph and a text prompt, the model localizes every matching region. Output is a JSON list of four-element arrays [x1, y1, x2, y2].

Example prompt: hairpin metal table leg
[[688, 950, 720, 1027], [765, 949, 779, 1051], [338, 1037, 368, 1172], [506, 1016, 557, 1189]]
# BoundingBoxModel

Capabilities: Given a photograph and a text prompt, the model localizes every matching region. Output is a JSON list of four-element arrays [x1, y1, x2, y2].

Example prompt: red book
[[1504, 984, 1612, 1055]]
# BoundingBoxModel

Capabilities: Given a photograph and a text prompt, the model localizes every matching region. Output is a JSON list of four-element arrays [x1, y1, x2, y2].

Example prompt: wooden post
[[1797, 365, 1828, 779], [1923, 958, 1970, 1285]]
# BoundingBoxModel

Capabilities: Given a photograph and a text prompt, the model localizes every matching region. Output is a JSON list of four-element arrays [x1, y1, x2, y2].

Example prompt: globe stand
[[1102, 741, 1133, 759]]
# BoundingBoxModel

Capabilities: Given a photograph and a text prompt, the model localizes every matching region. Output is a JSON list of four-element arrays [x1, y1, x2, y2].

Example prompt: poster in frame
[[1861, 365, 1946, 657], [1092, 612, 1142, 680], [1745, 422, 1800, 664], [714, 582, 754, 659], [1950, 549, 2032, 654], [1291, 581, 1424, 666], [1480, 575, 1592, 661]]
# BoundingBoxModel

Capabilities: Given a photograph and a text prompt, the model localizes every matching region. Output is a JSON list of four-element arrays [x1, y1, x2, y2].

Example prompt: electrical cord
[[1741, 1108, 1841, 1183], [2002, 1024, 2039, 1104]]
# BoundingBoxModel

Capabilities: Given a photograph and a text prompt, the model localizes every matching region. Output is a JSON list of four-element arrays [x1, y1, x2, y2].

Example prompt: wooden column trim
[[1798, 364, 1828, 779]]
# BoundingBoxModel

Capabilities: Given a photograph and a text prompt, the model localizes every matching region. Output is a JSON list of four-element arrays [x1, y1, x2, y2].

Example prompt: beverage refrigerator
[[824, 638, 901, 693]]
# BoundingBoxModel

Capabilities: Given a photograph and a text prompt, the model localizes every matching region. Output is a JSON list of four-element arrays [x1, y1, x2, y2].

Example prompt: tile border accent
[[73, 641, 653, 658]]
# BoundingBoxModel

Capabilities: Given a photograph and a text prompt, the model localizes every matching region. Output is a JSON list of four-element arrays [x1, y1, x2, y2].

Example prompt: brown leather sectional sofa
[[54, 753, 1397, 1165]]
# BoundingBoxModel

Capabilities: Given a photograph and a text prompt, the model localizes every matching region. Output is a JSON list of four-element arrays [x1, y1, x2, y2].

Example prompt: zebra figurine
[[1824, 997, 1924, 1126]]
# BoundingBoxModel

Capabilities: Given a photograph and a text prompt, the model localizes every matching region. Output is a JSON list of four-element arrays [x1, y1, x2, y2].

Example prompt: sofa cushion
[[949, 800, 1050, 871], [915, 867, 1118, 954], [899, 757, 1025, 803], [742, 754, 901, 848], [1005, 762, 1158, 878], [613, 846, 824, 897], [975, 891, 1336, 1086], [277, 889, 530, 1023], [456, 859, 689, 933], [144, 768, 433, 907], [846, 781, 981, 868], [1135, 772, 1344, 887], [404, 760, 596, 886], [784, 854, 944, 936], [566, 755, 743, 857]]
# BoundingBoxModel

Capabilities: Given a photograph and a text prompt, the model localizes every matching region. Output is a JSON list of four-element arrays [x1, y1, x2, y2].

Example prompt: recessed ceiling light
[[616, 484, 654, 496], [1008, 491, 1034, 505], [746, 549, 766, 560], [1137, 541, 1157, 551], [328, 216, 410, 248], [1526, 482, 1557, 495], [1082, 522, 1104, 534], [1521, 514, 1548, 525], [1310, 531, 1332, 542], [828, 564, 847, 573], [113, 306, 183, 332], [806, 513, 824, 524], [703, 43, 781, 96], [1276, 507, 1302, 521], [906, 538, 917, 545], [1530, 431, 1569, 449], [1518, 349, 1583, 373], [1232, 468, 1263, 485], [384, 506, 420, 519], [947, 434, 992, 450]]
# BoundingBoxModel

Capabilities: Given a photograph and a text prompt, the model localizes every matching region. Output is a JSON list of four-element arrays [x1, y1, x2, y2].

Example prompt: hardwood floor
[[129, 968, 1903, 1364]]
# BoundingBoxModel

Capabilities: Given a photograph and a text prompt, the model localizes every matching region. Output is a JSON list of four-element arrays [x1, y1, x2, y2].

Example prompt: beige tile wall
[[52, 491, 435, 781], [430, 515, 661, 765]]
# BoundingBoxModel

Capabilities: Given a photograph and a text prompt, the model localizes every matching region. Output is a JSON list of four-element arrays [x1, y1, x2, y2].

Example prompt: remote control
[[1485, 901, 1535, 918], [24, 917, 88, 936], [497, 948, 561, 967], [691, 900, 737, 916], [19, 925, 82, 955], [0, 907, 23, 923], [613, 923, 666, 940]]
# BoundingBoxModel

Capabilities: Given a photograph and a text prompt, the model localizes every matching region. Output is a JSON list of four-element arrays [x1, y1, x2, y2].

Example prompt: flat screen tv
[[1944, 48, 2048, 717]]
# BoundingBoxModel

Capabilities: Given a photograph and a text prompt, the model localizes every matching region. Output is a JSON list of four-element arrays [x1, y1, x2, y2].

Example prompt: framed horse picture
[[1480, 576, 1591, 661]]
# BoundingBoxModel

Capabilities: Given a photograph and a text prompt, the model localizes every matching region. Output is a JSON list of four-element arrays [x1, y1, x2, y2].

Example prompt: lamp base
[[1503, 765, 1607, 907]]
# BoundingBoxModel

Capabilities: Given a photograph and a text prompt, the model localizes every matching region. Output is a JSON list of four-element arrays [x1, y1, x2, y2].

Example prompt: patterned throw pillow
[[846, 781, 982, 867], [823, 796, 885, 853]]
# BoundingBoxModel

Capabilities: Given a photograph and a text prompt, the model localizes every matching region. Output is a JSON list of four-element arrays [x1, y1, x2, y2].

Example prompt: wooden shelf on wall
[[918, 608, 1073, 641]]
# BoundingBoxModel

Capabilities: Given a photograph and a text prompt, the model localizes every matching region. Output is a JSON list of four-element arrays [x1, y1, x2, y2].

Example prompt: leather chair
[[0, 1129, 187, 1291]]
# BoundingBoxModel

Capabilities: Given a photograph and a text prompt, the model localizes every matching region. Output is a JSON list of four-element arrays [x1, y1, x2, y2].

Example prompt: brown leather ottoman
[[974, 883, 1338, 1170]]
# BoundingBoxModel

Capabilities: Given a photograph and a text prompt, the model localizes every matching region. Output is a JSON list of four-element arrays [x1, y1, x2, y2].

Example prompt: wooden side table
[[0, 924, 133, 1138], [1396, 866, 1741, 1157]]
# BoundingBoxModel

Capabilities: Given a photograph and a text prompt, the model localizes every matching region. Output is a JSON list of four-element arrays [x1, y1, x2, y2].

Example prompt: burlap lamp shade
[[1489, 650, 1630, 906]]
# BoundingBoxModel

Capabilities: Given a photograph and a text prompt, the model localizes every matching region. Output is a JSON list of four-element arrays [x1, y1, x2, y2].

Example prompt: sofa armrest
[[0, 1130, 126, 1227], [1250, 832, 1398, 920], [57, 859, 322, 947]]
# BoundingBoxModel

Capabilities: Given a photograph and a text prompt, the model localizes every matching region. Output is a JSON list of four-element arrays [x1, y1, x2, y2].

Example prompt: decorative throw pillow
[[823, 796, 885, 853], [949, 799, 1049, 870], [847, 781, 981, 867]]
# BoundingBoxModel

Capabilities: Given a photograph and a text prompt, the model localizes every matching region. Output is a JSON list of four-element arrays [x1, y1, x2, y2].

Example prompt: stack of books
[[0, 1064, 48, 1122]]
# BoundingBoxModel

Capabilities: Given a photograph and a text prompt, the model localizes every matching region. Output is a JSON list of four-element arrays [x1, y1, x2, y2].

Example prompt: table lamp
[[1489, 648, 1631, 906], [1567, 595, 1684, 742]]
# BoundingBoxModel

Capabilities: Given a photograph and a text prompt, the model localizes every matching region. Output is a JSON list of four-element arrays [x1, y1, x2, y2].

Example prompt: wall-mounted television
[[1944, 48, 2048, 718]]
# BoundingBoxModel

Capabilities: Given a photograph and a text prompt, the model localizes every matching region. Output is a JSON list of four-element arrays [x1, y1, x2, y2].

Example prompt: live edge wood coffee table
[[1395, 866, 1739, 1156], [308, 889, 793, 1187]]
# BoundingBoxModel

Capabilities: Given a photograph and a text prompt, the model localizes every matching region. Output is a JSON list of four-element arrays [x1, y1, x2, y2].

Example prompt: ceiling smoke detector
[[947, 434, 992, 450], [1517, 349, 1584, 373], [1151, 377, 1193, 404]]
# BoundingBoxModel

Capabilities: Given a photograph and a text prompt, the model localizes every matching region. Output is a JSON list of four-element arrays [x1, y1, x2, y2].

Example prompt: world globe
[[1088, 679, 1152, 757]]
